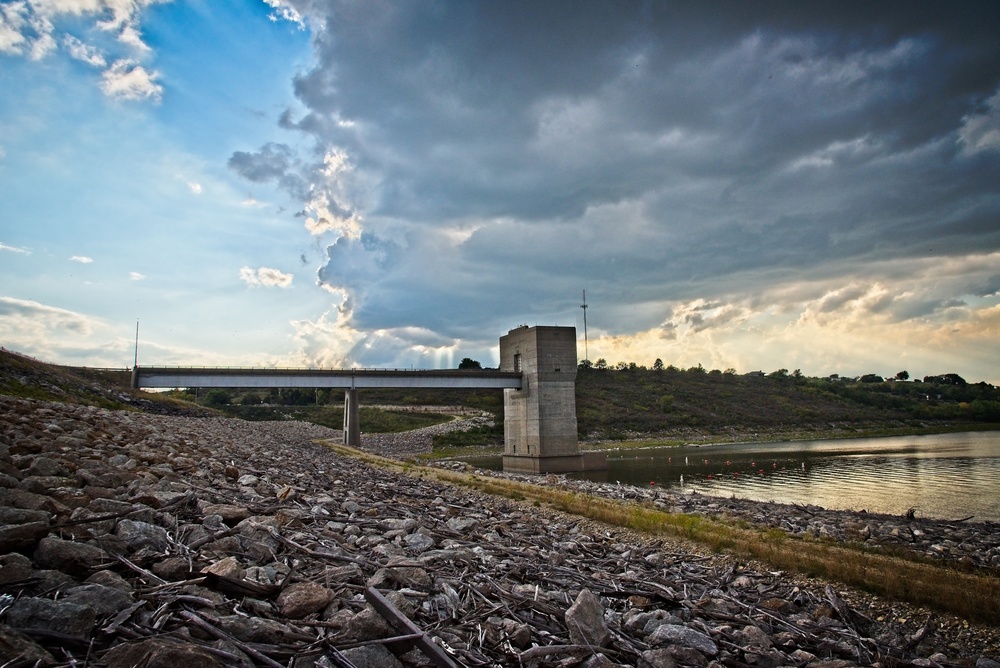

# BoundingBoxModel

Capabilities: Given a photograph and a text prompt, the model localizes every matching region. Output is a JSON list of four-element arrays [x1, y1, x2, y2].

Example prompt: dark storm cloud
[[261, 0, 1000, 347], [227, 142, 312, 201], [228, 143, 293, 182]]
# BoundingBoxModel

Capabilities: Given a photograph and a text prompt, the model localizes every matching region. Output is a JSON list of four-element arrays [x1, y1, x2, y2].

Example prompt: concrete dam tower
[[499, 325, 606, 473]]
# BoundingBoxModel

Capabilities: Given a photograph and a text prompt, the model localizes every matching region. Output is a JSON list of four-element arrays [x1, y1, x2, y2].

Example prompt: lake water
[[464, 431, 1000, 522]]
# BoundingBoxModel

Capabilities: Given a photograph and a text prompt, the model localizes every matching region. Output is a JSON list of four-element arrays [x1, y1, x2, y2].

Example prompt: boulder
[[34, 536, 109, 575], [340, 643, 405, 668], [645, 624, 718, 657], [103, 637, 224, 668], [5, 597, 96, 637], [62, 583, 135, 617], [565, 588, 610, 648], [277, 581, 334, 619], [0, 624, 56, 666]]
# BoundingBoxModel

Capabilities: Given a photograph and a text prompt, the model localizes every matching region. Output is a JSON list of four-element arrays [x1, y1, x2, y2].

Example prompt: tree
[[859, 374, 884, 383], [895, 370, 910, 381], [204, 389, 230, 407], [768, 368, 788, 378], [578, 359, 593, 369], [653, 358, 664, 371], [458, 358, 482, 370], [594, 358, 607, 370]]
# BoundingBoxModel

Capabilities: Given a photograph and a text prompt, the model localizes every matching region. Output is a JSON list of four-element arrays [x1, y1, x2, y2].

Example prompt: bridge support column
[[500, 326, 606, 473], [343, 388, 361, 447]]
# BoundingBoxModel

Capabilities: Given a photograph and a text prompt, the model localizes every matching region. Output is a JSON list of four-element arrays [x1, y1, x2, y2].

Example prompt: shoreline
[[2, 395, 999, 666], [418, 420, 1000, 462], [582, 421, 1000, 450]]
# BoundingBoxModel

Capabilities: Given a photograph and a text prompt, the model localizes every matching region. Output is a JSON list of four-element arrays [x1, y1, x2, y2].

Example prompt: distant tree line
[[575, 360, 1000, 424]]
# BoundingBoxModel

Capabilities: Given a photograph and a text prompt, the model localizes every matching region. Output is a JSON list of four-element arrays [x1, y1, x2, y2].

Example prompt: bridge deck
[[133, 366, 523, 390]]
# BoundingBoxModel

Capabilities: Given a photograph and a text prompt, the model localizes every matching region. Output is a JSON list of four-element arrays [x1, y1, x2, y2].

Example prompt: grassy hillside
[[3, 348, 997, 443], [575, 366, 1000, 441], [0, 349, 209, 415]]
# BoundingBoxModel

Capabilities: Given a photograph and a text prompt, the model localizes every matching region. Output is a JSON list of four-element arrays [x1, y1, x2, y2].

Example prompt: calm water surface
[[465, 431, 1000, 522]]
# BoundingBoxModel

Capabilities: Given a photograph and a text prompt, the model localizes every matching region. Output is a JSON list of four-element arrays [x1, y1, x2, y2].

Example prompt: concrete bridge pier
[[343, 388, 361, 447], [500, 325, 606, 473]]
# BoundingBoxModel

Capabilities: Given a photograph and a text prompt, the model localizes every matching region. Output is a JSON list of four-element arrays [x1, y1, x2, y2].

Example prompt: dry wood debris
[[1, 395, 998, 667]]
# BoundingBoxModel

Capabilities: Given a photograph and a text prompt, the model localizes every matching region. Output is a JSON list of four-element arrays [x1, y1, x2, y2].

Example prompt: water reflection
[[462, 431, 1000, 522]]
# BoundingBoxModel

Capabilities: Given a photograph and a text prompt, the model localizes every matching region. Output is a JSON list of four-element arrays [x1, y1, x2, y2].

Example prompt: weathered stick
[[364, 586, 459, 668]]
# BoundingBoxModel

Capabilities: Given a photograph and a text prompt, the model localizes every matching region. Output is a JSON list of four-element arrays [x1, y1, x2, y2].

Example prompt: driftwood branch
[[364, 586, 459, 668]]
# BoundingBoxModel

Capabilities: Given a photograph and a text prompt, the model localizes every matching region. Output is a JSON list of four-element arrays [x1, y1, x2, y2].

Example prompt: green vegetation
[[5, 346, 998, 444], [574, 364, 1000, 440], [214, 404, 453, 433], [0, 349, 204, 414], [431, 422, 503, 448]]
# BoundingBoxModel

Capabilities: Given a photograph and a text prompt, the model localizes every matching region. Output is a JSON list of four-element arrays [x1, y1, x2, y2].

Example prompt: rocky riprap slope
[[1, 395, 999, 668], [455, 472, 1000, 574]]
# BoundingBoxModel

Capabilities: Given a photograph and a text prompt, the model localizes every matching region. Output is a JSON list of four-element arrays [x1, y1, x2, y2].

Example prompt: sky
[[1, 1, 999, 384]]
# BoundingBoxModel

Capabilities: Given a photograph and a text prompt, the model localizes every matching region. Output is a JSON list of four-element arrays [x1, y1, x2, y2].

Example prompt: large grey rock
[[114, 519, 170, 552], [103, 637, 224, 668], [5, 597, 96, 637], [26, 457, 65, 477], [0, 506, 51, 525], [368, 566, 432, 590], [34, 536, 110, 575], [0, 521, 50, 553], [62, 583, 135, 617], [445, 517, 478, 533], [403, 532, 435, 553], [639, 649, 679, 668], [85, 568, 134, 592], [0, 553, 33, 583], [277, 581, 334, 619], [213, 615, 300, 644], [646, 624, 718, 657], [0, 488, 66, 514], [20, 475, 78, 494], [202, 503, 250, 525], [0, 624, 56, 666], [565, 588, 611, 648], [344, 605, 392, 641], [340, 643, 405, 668], [740, 624, 772, 649]]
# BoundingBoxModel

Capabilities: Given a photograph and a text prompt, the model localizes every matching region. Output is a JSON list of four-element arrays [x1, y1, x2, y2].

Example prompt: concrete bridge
[[132, 326, 605, 473]]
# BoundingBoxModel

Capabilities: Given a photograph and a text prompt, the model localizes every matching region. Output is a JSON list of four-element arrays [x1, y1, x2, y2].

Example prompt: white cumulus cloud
[[0, 242, 31, 254], [69, 255, 93, 263], [63, 34, 105, 67], [99, 58, 162, 101], [239, 266, 294, 288], [2, 1, 166, 99], [129, 271, 145, 280]]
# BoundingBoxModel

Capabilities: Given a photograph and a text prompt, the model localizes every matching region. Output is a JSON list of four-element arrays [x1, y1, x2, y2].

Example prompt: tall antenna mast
[[581, 290, 589, 362], [134, 320, 139, 368]]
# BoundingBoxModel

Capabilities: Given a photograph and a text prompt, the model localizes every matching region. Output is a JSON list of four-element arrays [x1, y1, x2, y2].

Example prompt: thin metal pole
[[134, 320, 139, 368], [581, 290, 589, 362]]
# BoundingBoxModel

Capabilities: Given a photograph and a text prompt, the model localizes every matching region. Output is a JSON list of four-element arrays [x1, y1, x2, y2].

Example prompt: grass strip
[[323, 443, 1000, 626]]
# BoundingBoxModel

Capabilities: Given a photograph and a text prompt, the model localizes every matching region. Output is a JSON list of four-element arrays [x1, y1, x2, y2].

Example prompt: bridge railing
[[132, 366, 522, 390]]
